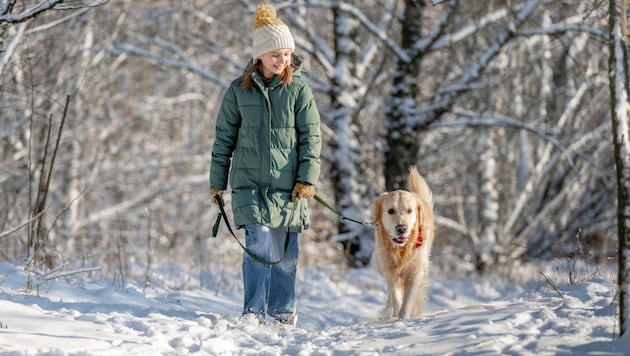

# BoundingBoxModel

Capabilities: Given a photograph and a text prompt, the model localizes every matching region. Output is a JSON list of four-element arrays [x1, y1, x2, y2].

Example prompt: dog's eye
[[407, 208, 413, 214], [387, 208, 395, 215]]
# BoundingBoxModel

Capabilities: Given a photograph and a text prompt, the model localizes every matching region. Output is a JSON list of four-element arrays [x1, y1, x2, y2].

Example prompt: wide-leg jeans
[[242, 224, 298, 322]]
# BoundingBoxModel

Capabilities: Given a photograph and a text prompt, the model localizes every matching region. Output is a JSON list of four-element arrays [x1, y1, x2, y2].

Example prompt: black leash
[[212, 195, 293, 266], [211, 193, 372, 265], [313, 194, 375, 227]]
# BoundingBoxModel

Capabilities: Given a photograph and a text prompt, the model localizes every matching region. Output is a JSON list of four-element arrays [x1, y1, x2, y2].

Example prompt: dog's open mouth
[[390, 224, 409, 246], [391, 235, 408, 245]]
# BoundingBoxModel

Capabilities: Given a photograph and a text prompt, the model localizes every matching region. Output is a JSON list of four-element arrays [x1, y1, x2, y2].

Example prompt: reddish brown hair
[[242, 59, 293, 91]]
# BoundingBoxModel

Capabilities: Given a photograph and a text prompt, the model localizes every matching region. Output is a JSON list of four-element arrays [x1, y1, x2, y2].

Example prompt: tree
[[0, 0, 621, 282], [288, 1, 394, 266], [608, 0, 630, 337], [378, 0, 615, 275], [0, 0, 107, 268]]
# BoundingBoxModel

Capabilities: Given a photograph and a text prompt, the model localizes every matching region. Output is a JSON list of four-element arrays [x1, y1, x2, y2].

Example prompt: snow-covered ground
[[0, 259, 628, 355]]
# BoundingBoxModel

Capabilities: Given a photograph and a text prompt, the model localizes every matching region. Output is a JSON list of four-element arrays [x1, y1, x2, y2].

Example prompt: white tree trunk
[[477, 128, 499, 272]]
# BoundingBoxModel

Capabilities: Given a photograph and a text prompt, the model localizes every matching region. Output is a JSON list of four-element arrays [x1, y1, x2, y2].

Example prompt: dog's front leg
[[399, 269, 425, 319], [380, 291, 394, 319], [387, 278, 403, 319]]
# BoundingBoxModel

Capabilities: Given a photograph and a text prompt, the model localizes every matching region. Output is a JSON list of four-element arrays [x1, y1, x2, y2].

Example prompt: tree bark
[[384, 0, 424, 191], [608, 0, 630, 337]]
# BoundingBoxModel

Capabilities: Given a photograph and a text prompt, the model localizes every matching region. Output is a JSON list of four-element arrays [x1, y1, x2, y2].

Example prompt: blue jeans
[[242, 224, 299, 322]]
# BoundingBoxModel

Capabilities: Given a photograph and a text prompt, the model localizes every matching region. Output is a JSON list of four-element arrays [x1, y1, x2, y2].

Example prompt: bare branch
[[411, 0, 541, 129], [429, 109, 572, 165], [0, 210, 45, 240], [0, 0, 107, 24], [0, 21, 27, 76], [0, 0, 65, 24], [113, 42, 230, 88]]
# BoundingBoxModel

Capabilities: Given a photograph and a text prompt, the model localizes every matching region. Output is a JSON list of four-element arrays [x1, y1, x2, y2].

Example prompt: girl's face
[[258, 49, 292, 79]]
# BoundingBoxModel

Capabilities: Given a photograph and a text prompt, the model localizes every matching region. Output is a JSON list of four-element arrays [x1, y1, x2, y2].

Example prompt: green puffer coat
[[209, 55, 321, 232]]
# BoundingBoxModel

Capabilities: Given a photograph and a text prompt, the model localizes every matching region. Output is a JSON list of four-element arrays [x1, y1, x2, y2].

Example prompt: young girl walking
[[209, 4, 321, 326]]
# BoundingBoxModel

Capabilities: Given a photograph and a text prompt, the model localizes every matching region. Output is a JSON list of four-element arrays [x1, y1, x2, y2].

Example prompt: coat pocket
[[231, 189, 262, 227]]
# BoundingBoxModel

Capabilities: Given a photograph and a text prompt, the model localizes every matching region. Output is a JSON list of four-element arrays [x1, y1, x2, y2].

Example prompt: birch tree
[[608, 0, 630, 337]]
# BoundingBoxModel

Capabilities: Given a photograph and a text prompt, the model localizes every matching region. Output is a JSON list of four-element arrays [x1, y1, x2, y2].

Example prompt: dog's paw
[[377, 307, 393, 320]]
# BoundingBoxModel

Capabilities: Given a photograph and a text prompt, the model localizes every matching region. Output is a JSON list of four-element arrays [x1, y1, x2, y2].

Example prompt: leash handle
[[212, 213, 222, 238]]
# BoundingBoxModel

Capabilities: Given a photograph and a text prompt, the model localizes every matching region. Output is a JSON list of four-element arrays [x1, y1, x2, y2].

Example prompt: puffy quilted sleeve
[[210, 83, 241, 190], [294, 83, 321, 185]]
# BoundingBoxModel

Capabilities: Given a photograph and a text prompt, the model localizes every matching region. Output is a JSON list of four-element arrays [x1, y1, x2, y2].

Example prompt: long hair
[[242, 58, 293, 91]]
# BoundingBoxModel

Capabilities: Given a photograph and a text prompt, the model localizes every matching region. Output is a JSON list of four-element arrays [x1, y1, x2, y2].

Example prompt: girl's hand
[[291, 182, 315, 201], [210, 188, 224, 205]]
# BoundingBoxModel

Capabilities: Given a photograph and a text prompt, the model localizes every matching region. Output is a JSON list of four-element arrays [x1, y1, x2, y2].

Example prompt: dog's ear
[[416, 200, 424, 226], [374, 196, 382, 221], [374, 193, 387, 220], [416, 200, 425, 248]]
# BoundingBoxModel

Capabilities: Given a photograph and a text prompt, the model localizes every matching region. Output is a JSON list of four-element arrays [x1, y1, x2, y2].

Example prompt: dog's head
[[374, 190, 422, 248]]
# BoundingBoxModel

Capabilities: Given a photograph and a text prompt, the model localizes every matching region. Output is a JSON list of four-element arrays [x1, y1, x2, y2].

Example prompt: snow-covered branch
[[410, 0, 541, 128], [427, 3, 509, 52], [113, 42, 230, 88], [412, 0, 457, 57], [281, 0, 408, 62], [0, 0, 106, 24], [0, 0, 63, 23], [518, 23, 607, 40], [429, 110, 568, 157], [0, 211, 45, 240]]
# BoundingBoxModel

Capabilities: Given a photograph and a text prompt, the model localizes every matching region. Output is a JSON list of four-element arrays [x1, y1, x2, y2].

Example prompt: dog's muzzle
[[391, 225, 409, 245]]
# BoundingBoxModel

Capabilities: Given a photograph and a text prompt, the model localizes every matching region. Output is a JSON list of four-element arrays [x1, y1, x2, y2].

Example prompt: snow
[[0, 260, 629, 355]]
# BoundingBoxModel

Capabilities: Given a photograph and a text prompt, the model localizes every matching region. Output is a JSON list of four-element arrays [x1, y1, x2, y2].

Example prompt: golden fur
[[373, 166, 435, 319]]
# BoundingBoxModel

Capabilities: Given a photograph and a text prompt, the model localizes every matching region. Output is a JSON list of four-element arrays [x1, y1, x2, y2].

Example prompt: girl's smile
[[259, 49, 292, 79]]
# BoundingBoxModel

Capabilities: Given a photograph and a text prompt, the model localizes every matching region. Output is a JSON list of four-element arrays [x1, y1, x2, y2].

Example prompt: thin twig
[[0, 210, 45, 240], [143, 206, 152, 294], [37, 267, 101, 282], [116, 216, 126, 292], [44, 182, 91, 242], [540, 271, 564, 300]]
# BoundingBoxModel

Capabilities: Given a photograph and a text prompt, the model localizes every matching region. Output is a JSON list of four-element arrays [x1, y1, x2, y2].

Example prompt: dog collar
[[414, 226, 424, 249]]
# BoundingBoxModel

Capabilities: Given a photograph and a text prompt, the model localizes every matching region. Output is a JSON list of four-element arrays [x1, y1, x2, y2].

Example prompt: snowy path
[[0, 262, 628, 355]]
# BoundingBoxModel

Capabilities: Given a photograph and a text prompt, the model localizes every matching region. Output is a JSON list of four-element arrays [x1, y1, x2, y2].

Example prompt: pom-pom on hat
[[252, 4, 295, 60]]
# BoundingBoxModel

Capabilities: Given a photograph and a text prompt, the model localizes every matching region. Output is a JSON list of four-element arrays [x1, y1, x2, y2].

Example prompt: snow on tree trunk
[[477, 129, 499, 272], [608, 0, 630, 337], [328, 4, 376, 266]]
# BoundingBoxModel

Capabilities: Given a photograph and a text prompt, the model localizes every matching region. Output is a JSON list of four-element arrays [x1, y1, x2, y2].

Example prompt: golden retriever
[[373, 166, 435, 319]]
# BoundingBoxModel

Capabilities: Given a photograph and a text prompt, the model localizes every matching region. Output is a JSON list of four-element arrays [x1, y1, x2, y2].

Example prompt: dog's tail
[[408, 166, 435, 247], [407, 166, 433, 208]]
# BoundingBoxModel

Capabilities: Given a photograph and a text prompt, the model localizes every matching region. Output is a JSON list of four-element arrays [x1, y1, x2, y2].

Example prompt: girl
[[209, 4, 321, 327]]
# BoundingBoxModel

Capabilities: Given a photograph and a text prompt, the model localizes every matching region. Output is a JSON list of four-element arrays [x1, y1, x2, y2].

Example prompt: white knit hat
[[252, 4, 295, 60]]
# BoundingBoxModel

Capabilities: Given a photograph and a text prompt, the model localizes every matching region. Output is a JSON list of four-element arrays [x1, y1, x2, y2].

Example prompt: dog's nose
[[395, 225, 407, 234]]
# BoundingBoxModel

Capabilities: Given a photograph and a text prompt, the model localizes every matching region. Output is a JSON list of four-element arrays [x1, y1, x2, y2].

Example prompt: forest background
[[0, 0, 620, 285]]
